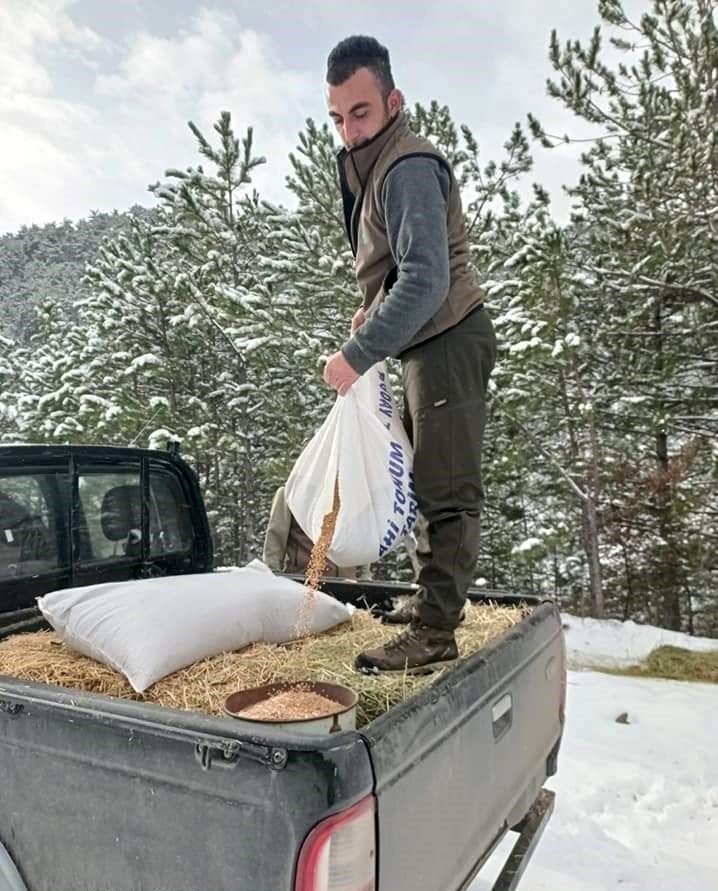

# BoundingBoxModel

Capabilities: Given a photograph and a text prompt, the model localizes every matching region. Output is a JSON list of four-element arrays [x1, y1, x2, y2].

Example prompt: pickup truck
[[0, 444, 565, 891]]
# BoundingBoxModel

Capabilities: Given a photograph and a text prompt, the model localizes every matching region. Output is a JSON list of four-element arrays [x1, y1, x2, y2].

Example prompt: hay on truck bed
[[0, 604, 529, 727]]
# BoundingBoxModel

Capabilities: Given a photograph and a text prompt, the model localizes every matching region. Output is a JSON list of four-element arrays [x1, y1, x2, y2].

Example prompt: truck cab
[[0, 444, 212, 619]]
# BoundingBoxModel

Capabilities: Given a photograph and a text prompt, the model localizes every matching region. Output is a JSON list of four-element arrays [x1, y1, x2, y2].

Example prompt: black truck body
[[0, 445, 565, 891]]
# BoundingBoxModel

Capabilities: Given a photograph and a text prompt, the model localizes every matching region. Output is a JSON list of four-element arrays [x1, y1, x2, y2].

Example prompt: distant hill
[[0, 206, 155, 341]]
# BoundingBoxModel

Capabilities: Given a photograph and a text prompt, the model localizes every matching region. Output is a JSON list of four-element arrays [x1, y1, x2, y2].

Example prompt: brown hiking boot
[[355, 623, 459, 675], [380, 597, 466, 626]]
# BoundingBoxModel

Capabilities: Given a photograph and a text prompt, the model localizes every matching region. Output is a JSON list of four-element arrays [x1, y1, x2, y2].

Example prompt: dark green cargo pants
[[401, 306, 496, 631]]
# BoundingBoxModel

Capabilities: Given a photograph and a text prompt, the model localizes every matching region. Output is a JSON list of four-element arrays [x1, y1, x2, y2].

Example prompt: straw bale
[[0, 602, 528, 727]]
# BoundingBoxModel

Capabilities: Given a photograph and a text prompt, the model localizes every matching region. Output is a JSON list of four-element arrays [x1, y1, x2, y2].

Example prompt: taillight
[[295, 795, 376, 891]]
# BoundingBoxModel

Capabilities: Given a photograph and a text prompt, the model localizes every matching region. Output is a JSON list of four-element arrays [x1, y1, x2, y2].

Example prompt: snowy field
[[472, 616, 718, 891]]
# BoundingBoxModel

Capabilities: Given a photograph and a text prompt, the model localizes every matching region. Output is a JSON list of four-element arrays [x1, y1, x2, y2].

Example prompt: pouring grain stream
[[295, 478, 341, 637]]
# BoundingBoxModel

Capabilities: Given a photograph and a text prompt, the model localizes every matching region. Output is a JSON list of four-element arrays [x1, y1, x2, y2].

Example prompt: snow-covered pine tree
[[529, 0, 718, 631], [255, 118, 356, 484], [6, 115, 276, 563], [79, 113, 280, 563], [458, 179, 604, 616], [0, 333, 19, 439], [2, 300, 96, 444]]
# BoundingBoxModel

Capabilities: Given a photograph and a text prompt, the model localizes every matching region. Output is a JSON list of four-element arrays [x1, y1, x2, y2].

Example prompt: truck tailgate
[[362, 602, 564, 891], [0, 682, 374, 891]]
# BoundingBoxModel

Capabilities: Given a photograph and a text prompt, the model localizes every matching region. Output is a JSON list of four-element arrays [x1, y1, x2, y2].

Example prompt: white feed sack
[[286, 362, 418, 566], [37, 560, 352, 692]]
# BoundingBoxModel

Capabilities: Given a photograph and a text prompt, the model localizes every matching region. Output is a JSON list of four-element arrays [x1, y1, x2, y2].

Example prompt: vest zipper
[[348, 153, 365, 255]]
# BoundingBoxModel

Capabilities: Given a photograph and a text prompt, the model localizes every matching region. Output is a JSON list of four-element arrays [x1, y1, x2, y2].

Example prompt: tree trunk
[[653, 302, 682, 630], [582, 496, 604, 618], [655, 428, 682, 630]]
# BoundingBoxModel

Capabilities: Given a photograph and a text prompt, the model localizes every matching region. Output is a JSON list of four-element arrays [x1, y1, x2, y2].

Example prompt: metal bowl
[[223, 681, 358, 735]]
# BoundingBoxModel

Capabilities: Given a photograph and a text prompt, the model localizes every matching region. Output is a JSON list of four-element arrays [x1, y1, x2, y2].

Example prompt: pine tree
[[528, 0, 718, 630], [0, 333, 19, 439], [9, 114, 280, 565], [82, 113, 278, 563], [256, 119, 356, 478]]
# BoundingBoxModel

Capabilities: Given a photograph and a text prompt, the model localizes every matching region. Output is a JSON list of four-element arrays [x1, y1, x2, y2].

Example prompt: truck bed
[[0, 584, 565, 891]]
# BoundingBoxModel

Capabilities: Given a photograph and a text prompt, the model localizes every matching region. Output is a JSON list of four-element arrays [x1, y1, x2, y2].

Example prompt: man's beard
[[348, 103, 394, 150]]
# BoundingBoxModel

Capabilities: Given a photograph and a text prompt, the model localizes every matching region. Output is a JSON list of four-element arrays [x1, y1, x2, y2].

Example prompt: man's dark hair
[[326, 36, 395, 96]]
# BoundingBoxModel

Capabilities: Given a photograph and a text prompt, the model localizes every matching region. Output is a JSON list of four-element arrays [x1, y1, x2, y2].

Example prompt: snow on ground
[[472, 617, 718, 891], [561, 612, 718, 669]]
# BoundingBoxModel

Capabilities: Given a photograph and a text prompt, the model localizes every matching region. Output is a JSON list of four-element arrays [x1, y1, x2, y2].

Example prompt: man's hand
[[350, 307, 367, 333], [324, 351, 360, 396]]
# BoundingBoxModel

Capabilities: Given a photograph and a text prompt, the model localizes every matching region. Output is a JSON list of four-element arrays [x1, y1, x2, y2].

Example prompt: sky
[[0, 0, 655, 235], [474, 615, 718, 891]]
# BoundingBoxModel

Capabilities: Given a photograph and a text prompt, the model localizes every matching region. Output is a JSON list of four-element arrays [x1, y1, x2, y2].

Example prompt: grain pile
[[237, 688, 342, 721], [0, 602, 529, 727]]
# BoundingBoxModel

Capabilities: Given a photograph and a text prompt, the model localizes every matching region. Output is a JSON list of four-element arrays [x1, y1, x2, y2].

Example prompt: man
[[322, 36, 497, 673], [262, 485, 371, 579]]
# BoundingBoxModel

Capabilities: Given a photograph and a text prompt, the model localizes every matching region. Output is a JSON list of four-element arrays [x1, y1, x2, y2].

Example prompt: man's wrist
[[341, 338, 374, 375]]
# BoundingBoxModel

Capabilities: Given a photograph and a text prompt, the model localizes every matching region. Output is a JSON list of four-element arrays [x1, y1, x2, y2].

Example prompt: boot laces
[[384, 627, 418, 652]]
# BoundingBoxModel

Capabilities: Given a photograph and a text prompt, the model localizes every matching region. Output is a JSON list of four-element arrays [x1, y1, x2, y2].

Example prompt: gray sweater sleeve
[[342, 157, 451, 374]]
